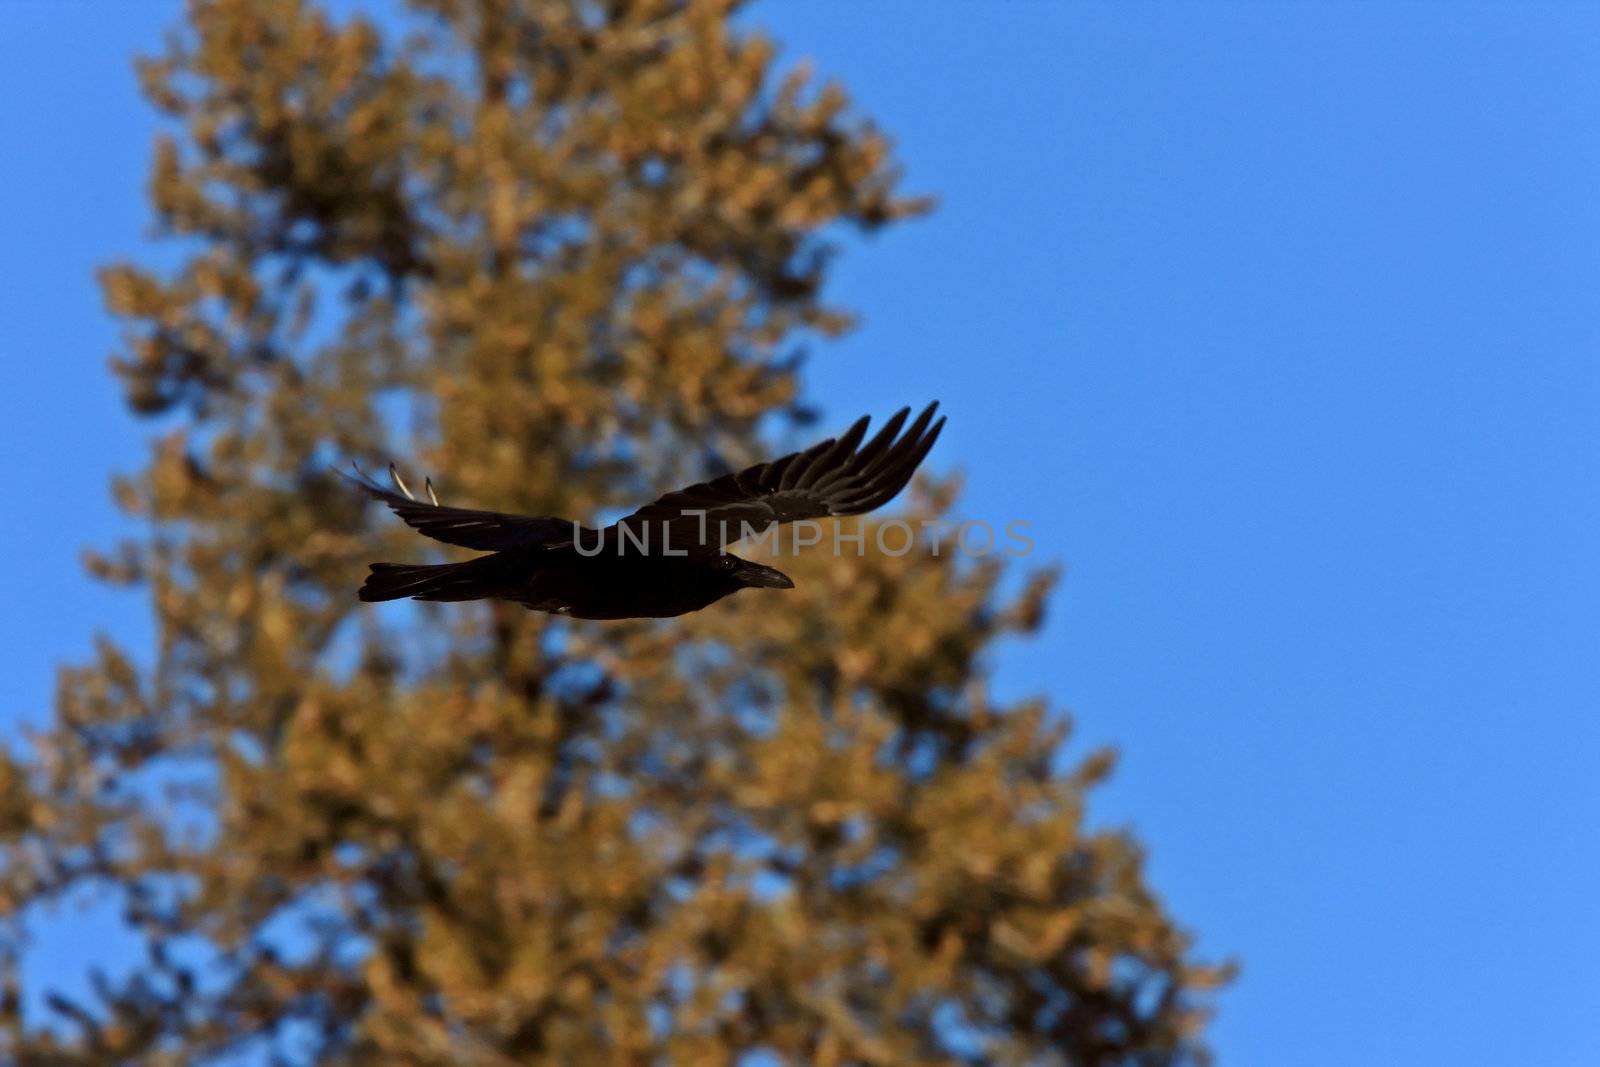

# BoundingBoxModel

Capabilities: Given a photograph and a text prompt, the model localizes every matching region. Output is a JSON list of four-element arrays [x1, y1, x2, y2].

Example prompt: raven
[[348, 402, 945, 619]]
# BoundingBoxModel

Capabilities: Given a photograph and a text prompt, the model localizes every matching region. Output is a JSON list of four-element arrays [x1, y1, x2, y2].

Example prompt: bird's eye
[[721, 556, 736, 570]]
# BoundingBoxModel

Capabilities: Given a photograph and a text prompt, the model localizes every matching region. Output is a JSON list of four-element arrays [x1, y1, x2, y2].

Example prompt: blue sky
[[4, 2, 1598, 1063]]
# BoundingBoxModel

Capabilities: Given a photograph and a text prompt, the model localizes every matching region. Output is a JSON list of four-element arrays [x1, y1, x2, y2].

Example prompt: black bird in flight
[[348, 402, 944, 619]]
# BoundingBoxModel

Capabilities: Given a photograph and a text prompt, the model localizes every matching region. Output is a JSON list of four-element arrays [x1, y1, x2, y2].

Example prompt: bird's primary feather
[[342, 464, 581, 551], [619, 401, 944, 549]]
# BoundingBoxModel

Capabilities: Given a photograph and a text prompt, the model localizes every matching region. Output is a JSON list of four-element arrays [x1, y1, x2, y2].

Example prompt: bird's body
[[367, 541, 786, 620], [349, 403, 943, 620]]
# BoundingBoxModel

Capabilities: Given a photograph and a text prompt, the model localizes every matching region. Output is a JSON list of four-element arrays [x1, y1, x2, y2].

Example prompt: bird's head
[[715, 553, 795, 591]]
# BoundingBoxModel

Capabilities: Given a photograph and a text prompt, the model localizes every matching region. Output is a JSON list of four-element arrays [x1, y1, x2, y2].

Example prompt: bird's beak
[[738, 562, 795, 589]]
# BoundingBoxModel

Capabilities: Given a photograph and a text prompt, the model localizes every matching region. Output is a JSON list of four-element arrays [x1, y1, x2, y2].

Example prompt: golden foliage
[[2, 1, 1224, 1063]]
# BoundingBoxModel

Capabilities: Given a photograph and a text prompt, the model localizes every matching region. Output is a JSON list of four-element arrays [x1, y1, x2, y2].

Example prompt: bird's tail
[[358, 558, 504, 603]]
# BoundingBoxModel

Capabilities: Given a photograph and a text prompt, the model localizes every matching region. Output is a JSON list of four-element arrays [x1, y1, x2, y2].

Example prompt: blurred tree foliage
[[0, 0, 1226, 1063]]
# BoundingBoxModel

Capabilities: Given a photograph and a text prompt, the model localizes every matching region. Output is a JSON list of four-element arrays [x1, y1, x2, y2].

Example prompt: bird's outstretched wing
[[620, 402, 944, 550], [342, 464, 577, 551]]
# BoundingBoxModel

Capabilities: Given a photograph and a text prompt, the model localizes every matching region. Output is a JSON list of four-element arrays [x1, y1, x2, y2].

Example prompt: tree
[[0, 1, 1227, 1063]]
